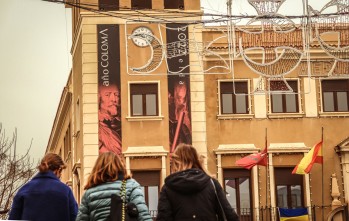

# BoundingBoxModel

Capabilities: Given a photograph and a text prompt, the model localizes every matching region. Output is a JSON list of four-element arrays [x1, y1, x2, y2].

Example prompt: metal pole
[[321, 127, 324, 221], [226, 0, 235, 75], [265, 128, 269, 221]]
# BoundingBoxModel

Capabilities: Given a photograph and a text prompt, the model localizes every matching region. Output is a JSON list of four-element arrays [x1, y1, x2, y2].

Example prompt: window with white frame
[[224, 169, 252, 220], [132, 0, 152, 9], [275, 167, 304, 209], [270, 80, 299, 113], [220, 81, 249, 114], [130, 83, 159, 116], [321, 79, 349, 112], [132, 171, 160, 219]]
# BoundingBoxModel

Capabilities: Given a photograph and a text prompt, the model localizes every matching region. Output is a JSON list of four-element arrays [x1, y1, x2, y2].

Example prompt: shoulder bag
[[109, 180, 139, 221], [211, 179, 228, 221]]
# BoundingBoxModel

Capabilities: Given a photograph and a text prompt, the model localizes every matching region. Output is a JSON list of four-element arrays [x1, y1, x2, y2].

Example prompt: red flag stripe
[[236, 147, 268, 170]]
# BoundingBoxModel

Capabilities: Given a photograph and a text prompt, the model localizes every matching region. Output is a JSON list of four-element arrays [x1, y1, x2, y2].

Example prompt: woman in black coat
[[156, 144, 239, 221]]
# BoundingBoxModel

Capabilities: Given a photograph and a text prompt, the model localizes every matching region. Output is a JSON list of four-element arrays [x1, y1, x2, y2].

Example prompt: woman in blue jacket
[[9, 153, 78, 221], [76, 152, 152, 221]]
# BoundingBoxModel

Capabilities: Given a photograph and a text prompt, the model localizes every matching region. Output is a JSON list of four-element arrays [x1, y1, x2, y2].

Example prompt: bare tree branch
[[0, 124, 36, 219]]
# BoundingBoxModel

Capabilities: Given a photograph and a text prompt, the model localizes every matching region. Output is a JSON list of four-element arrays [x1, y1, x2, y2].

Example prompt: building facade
[[47, 0, 349, 220]]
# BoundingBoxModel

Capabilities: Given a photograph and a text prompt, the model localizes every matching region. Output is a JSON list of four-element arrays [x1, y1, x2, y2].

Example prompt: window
[[130, 83, 158, 116], [164, 0, 184, 9], [99, 0, 119, 11], [224, 169, 252, 221], [131, 0, 152, 9], [132, 171, 160, 218], [321, 79, 349, 112], [220, 81, 249, 114], [270, 80, 299, 113], [275, 168, 303, 208]]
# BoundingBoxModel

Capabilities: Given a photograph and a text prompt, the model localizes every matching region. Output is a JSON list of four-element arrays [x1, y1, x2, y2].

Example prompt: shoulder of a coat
[[127, 178, 140, 189]]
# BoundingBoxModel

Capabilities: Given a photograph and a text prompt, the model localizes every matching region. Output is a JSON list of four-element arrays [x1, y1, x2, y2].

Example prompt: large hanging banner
[[166, 24, 192, 152], [97, 24, 122, 155]]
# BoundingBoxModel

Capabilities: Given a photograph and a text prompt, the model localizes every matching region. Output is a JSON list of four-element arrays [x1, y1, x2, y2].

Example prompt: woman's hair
[[84, 152, 130, 190], [171, 143, 205, 173], [37, 153, 66, 173]]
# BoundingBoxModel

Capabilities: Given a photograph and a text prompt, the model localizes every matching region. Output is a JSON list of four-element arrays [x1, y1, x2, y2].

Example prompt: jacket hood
[[165, 168, 211, 194]]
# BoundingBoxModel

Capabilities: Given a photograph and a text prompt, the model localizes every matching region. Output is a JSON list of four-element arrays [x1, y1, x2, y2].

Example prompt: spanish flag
[[292, 141, 323, 175], [278, 208, 309, 221]]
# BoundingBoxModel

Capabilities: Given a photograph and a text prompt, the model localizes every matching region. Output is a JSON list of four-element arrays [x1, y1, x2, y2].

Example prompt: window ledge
[[267, 113, 304, 119], [319, 112, 349, 117], [217, 114, 254, 120], [126, 115, 164, 121]]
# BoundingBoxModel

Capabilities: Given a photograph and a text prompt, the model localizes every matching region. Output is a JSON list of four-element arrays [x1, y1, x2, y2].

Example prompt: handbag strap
[[121, 180, 127, 221], [210, 179, 228, 221], [121, 180, 127, 201]]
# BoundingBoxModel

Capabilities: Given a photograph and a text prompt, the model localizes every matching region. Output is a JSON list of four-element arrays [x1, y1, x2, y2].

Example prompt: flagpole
[[321, 127, 324, 221], [265, 128, 268, 220]]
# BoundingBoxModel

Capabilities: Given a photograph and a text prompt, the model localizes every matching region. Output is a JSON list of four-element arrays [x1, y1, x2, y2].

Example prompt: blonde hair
[[84, 152, 130, 189], [37, 153, 66, 173], [171, 143, 205, 173]]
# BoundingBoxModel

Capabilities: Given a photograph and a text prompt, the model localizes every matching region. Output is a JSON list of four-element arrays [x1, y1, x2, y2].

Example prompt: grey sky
[[0, 0, 332, 159], [0, 0, 72, 159]]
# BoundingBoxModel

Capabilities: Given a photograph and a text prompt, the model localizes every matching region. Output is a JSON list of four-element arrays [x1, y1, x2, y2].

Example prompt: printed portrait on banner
[[97, 24, 122, 155]]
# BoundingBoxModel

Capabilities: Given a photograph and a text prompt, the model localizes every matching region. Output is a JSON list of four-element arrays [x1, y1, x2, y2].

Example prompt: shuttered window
[[164, 0, 184, 9], [131, 0, 152, 9], [275, 167, 304, 208], [322, 79, 349, 112], [220, 81, 249, 114], [99, 0, 119, 11], [270, 80, 299, 113], [130, 83, 158, 116], [223, 169, 252, 220], [132, 171, 160, 218]]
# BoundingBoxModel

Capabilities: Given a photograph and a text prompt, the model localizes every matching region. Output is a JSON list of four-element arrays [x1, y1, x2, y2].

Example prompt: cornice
[[335, 137, 349, 153], [46, 87, 72, 152], [214, 144, 259, 155], [268, 142, 309, 153], [123, 146, 168, 157]]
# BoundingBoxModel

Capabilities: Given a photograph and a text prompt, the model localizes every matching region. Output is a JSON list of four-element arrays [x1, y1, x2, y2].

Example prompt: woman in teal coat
[[76, 152, 152, 221]]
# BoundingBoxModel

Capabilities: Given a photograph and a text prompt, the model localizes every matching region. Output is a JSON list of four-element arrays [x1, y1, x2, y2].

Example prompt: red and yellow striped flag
[[292, 141, 323, 175]]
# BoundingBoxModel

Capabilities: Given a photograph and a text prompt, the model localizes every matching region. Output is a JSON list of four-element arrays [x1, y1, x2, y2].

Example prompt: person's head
[[171, 143, 205, 173], [174, 82, 187, 108], [84, 152, 130, 190], [99, 84, 120, 116], [37, 153, 66, 178]]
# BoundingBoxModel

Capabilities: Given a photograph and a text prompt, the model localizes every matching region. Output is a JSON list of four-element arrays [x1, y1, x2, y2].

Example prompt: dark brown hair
[[37, 153, 66, 173], [171, 143, 205, 173], [84, 152, 130, 190]]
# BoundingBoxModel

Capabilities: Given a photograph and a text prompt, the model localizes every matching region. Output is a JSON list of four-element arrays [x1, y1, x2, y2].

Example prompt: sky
[[0, 0, 72, 159], [0, 0, 331, 160]]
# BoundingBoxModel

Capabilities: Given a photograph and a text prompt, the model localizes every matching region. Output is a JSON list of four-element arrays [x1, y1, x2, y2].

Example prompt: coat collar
[[33, 170, 59, 181]]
